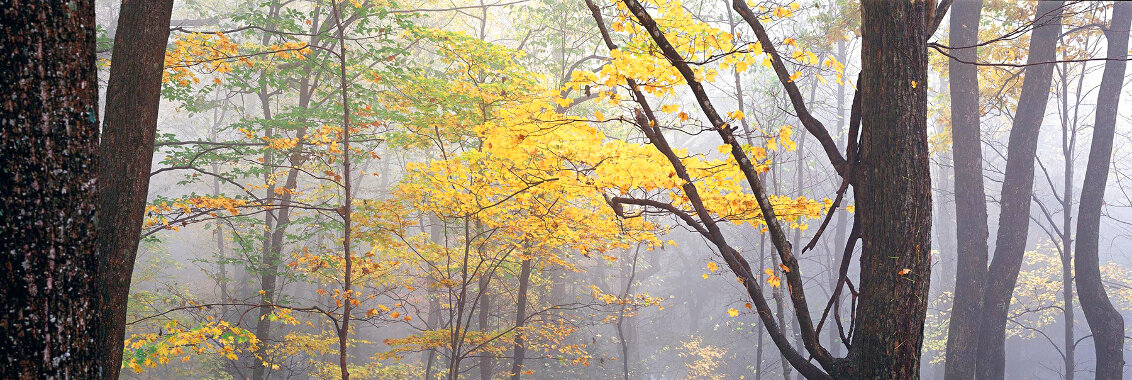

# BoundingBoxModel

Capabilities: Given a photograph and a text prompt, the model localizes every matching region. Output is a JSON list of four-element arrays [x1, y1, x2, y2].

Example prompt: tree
[[976, 3, 1064, 378], [943, 1, 988, 377], [141, 2, 395, 376], [95, 1, 176, 377], [0, 1, 101, 377], [1028, 21, 1110, 376], [851, 0, 934, 376], [1074, 2, 1131, 378], [596, 0, 939, 376]]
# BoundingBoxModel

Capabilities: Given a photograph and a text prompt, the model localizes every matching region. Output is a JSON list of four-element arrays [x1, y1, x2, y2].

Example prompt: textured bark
[[94, 1, 175, 377], [0, 1, 101, 377], [1074, 3, 1131, 378], [614, 0, 935, 376], [975, 3, 1063, 378], [852, 1, 933, 378], [942, 1, 987, 379]]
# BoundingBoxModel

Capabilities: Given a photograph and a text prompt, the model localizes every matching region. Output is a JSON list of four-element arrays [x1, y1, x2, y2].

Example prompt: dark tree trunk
[[943, 1, 988, 379], [94, 1, 175, 377], [1075, 3, 1131, 378], [620, 0, 935, 376], [852, 0, 932, 377], [509, 258, 532, 380], [0, 1, 101, 377], [975, 3, 1063, 378]]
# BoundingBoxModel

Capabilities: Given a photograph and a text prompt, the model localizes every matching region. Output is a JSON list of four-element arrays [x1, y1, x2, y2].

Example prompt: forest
[[3, 0, 1132, 379]]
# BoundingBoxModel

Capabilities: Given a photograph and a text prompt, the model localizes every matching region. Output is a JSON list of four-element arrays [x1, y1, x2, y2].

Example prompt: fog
[[82, 0, 1132, 379]]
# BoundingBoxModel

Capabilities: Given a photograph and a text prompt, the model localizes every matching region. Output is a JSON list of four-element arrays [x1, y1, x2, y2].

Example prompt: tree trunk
[[1075, 3, 1131, 378], [330, 3, 355, 379], [251, 38, 316, 378], [0, 1, 101, 377], [509, 258, 533, 379], [756, 232, 767, 380], [251, 157, 303, 378], [210, 106, 232, 315], [426, 216, 444, 380], [250, 106, 311, 380], [251, 82, 278, 380], [769, 163, 791, 379], [478, 275, 493, 380], [975, 3, 1063, 378], [852, 0, 932, 377], [615, 250, 636, 380], [94, 1, 175, 377], [943, 1, 988, 379], [1054, 58, 1085, 380], [248, 5, 281, 374]]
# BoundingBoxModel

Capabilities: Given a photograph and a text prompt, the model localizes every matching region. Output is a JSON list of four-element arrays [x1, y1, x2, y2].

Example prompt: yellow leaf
[[727, 308, 739, 317], [707, 262, 718, 272]]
